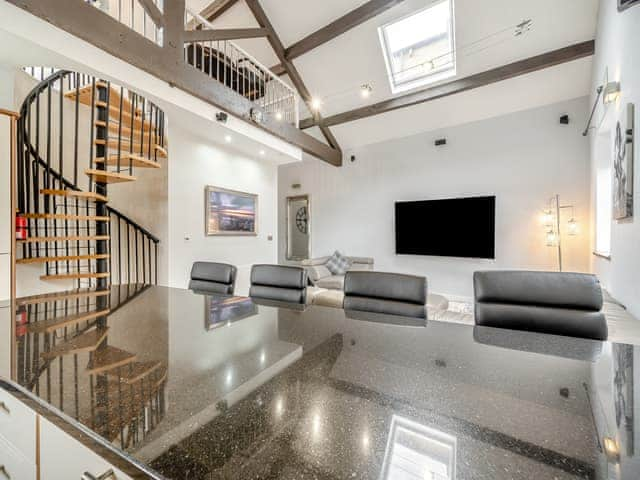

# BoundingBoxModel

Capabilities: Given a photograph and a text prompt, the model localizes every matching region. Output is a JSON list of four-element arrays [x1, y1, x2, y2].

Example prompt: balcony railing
[[85, 0, 164, 45], [184, 7, 299, 127]]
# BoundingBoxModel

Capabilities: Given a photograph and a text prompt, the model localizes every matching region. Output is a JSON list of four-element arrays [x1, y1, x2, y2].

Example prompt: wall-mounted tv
[[395, 196, 496, 259]]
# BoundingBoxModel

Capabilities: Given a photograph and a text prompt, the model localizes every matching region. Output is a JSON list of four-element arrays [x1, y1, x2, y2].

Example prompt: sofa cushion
[[307, 265, 332, 283], [316, 275, 345, 290], [326, 251, 351, 275]]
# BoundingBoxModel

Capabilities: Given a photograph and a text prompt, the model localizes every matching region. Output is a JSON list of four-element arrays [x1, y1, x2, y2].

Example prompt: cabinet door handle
[[0, 402, 10, 415], [81, 469, 114, 480], [0, 465, 10, 479]]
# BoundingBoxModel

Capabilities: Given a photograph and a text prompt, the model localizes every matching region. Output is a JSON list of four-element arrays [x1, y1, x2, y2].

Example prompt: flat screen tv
[[395, 196, 496, 259]]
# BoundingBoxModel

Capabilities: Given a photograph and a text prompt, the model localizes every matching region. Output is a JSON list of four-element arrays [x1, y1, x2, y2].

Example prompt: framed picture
[[613, 103, 634, 220], [205, 186, 258, 236]]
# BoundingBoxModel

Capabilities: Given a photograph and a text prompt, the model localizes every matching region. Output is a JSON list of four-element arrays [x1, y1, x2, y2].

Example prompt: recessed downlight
[[224, 134, 232, 143]]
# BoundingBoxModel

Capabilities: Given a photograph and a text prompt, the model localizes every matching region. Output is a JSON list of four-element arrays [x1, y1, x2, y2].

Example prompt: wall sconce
[[542, 195, 578, 271], [603, 436, 620, 462], [603, 81, 621, 104]]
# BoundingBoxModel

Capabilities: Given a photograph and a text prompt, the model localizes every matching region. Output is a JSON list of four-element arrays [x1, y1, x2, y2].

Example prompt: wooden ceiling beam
[[202, 0, 240, 22], [245, 0, 342, 158], [270, 0, 406, 75], [299, 40, 595, 129], [183, 27, 268, 42], [137, 0, 165, 28]]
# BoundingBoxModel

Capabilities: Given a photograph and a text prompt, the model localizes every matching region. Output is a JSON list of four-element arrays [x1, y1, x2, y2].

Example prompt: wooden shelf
[[27, 309, 110, 334], [85, 169, 136, 184], [40, 189, 108, 203]]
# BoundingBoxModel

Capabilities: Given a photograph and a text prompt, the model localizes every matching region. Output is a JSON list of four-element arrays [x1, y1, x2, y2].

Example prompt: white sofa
[[302, 255, 374, 290]]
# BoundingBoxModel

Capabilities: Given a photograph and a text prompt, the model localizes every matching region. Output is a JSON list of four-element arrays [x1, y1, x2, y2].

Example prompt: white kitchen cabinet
[[0, 434, 36, 480], [39, 417, 134, 480], [0, 387, 37, 462]]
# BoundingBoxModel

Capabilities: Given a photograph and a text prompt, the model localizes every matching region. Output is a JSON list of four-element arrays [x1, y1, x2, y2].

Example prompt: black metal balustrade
[[17, 69, 164, 288]]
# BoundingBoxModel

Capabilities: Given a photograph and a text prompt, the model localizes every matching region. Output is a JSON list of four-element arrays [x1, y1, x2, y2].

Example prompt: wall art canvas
[[613, 103, 634, 220], [205, 186, 258, 235]]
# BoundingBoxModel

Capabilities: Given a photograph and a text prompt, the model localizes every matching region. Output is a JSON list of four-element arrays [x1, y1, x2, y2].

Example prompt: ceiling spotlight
[[311, 97, 322, 112], [360, 84, 373, 98], [224, 135, 232, 143], [275, 111, 283, 121], [259, 149, 265, 156]]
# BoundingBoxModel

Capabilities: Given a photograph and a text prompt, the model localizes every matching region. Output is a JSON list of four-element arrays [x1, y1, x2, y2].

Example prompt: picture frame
[[205, 186, 258, 236], [613, 103, 634, 220]]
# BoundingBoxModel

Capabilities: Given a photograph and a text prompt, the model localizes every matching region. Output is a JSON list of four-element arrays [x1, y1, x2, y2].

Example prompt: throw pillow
[[326, 251, 352, 275]]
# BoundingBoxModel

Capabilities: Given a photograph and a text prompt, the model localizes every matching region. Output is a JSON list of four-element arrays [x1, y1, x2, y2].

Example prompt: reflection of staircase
[[17, 69, 165, 287], [16, 284, 167, 449]]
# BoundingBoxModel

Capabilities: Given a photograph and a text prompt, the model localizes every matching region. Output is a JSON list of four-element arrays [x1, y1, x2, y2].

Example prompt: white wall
[[279, 97, 592, 300], [589, 1, 640, 318], [0, 67, 16, 301], [168, 126, 278, 296]]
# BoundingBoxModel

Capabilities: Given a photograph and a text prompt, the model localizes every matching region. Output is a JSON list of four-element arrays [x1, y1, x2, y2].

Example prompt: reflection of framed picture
[[205, 186, 258, 236], [205, 296, 258, 330]]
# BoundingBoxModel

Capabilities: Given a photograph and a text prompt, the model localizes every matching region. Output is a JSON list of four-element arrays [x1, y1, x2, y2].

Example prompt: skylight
[[379, 0, 456, 94]]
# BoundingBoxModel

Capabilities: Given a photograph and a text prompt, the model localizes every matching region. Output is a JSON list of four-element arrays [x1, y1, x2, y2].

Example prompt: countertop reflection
[[8, 285, 640, 479]]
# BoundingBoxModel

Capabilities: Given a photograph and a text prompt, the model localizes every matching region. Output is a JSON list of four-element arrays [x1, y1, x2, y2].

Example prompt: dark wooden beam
[[137, 0, 165, 27], [6, 0, 340, 165], [201, 0, 240, 22], [269, 0, 405, 75], [300, 40, 595, 129], [245, 0, 342, 155], [183, 27, 268, 42]]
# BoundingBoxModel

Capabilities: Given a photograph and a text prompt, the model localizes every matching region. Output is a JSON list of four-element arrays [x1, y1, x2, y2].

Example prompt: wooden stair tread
[[23, 213, 110, 222], [85, 169, 136, 184], [106, 361, 161, 384], [41, 327, 109, 359], [67, 84, 139, 116], [95, 154, 160, 169], [86, 346, 137, 375], [41, 272, 110, 281], [17, 288, 110, 306], [94, 138, 167, 158], [27, 309, 109, 334], [17, 253, 110, 264], [40, 189, 108, 203], [100, 120, 154, 136], [18, 235, 110, 244]]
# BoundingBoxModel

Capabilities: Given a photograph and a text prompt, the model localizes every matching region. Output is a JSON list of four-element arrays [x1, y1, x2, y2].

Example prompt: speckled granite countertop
[[4, 285, 640, 479]]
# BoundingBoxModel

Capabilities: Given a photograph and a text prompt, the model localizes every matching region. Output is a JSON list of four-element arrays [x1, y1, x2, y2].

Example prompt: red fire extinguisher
[[15, 210, 27, 240]]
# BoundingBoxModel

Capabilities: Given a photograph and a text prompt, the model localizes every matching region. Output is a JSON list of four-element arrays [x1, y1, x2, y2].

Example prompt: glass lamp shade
[[546, 230, 557, 247], [568, 218, 578, 236], [541, 210, 554, 227]]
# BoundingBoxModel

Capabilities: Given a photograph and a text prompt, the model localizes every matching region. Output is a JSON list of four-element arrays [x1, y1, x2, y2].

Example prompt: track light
[[603, 81, 621, 104]]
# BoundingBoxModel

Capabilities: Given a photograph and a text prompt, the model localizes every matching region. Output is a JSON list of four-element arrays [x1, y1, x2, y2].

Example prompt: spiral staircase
[[14, 69, 168, 450]]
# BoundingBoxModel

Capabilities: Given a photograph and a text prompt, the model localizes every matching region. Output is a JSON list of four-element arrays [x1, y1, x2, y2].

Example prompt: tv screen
[[395, 196, 496, 259]]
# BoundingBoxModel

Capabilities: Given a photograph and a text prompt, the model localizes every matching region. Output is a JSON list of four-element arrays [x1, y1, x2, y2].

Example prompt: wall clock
[[619, 0, 640, 11], [296, 207, 308, 234]]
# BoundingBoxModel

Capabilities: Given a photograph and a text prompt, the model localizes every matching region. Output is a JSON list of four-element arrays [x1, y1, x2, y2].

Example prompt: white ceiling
[[187, 0, 599, 152]]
